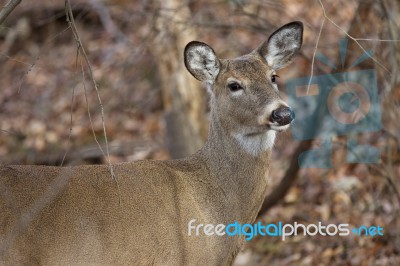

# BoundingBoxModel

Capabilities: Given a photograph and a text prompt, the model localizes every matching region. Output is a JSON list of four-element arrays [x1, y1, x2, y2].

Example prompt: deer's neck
[[197, 113, 272, 224]]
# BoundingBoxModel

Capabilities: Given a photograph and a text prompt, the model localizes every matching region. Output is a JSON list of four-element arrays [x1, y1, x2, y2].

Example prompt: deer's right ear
[[184, 41, 220, 83]]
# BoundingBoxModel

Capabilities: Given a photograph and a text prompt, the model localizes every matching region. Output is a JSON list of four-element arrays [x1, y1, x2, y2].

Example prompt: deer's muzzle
[[270, 106, 295, 126]]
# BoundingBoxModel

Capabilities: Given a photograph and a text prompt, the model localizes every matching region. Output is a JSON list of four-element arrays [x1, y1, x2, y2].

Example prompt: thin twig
[[318, 0, 392, 75], [16, 26, 71, 93], [0, 0, 22, 25], [60, 83, 77, 167], [65, 0, 117, 183], [0, 129, 11, 134], [307, 16, 325, 94], [259, 0, 400, 216], [354, 38, 400, 42]]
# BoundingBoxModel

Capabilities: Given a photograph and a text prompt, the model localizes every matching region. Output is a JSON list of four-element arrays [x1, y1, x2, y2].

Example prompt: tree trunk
[[150, 0, 208, 159]]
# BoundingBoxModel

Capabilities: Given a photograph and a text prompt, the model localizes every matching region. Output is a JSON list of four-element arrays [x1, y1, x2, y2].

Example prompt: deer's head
[[184, 22, 303, 155]]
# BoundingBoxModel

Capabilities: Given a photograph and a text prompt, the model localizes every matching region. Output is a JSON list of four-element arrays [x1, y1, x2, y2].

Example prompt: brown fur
[[0, 22, 303, 265]]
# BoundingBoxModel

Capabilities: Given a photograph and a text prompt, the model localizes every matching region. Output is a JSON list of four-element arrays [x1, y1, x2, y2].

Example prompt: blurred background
[[1, 0, 399, 264]]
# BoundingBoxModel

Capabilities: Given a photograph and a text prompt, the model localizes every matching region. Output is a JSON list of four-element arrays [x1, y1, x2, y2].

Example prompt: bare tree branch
[[64, 1, 117, 185], [307, 13, 325, 94], [318, 0, 391, 75], [0, 0, 21, 25], [258, 0, 396, 218]]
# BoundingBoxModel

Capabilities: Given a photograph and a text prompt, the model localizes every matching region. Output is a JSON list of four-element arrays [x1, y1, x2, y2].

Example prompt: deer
[[0, 21, 303, 265]]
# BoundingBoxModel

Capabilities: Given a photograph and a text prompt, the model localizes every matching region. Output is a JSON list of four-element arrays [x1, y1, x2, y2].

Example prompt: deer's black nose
[[270, 107, 295, 126]]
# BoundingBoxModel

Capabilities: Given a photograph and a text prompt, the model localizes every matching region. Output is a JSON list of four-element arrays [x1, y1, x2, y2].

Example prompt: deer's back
[[0, 162, 236, 265]]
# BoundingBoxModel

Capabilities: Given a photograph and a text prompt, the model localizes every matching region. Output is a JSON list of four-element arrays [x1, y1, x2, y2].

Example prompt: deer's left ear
[[257, 21, 303, 70]]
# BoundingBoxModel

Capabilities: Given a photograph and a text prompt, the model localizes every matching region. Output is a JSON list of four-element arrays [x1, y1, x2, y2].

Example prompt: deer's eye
[[228, 82, 243, 92], [271, 74, 279, 84]]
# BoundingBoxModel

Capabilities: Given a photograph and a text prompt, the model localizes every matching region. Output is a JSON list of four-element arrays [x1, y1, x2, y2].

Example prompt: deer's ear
[[258, 21, 303, 70], [184, 41, 220, 83]]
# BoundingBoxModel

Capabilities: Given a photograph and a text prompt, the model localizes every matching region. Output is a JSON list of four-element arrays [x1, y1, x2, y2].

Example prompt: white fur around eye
[[227, 78, 245, 96], [230, 89, 244, 96]]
